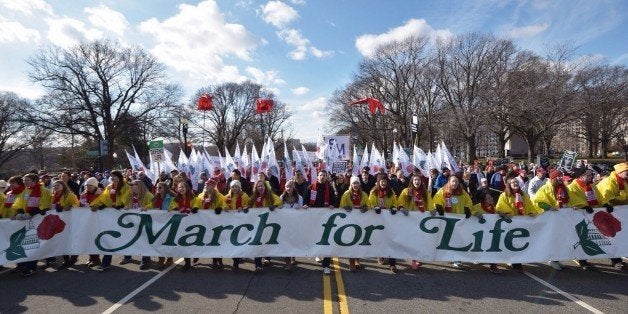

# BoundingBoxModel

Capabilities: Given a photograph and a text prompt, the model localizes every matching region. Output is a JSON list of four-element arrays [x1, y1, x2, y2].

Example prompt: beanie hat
[[0, 180, 7, 189], [85, 177, 99, 187], [350, 176, 360, 185], [549, 169, 562, 180], [613, 162, 628, 174], [230, 180, 241, 188]]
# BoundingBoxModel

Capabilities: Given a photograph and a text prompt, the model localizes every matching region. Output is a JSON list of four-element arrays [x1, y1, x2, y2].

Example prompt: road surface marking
[[102, 258, 183, 314], [332, 258, 350, 314], [524, 271, 604, 314], [323, 269, 333, 314]]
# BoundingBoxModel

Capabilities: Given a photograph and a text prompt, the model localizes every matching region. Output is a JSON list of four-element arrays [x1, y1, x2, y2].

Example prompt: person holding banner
[[194, 178, 227, 269], [532, 169, 570, 271], [340, 176, 369, 272], [249, 179, 282, 272], [91, 170, 131, 272], [368, 175, 399, 272], [121, 179, 155, 270], [50, 180, 80, 269], [432, 175, 480, 269], [306, 170, 336, 275], [79, 177, 103, 267], [151, 182, 175, 270], [495, 177, 541, 273], [279, 180, 304, 270], [225, 180, 250, 270], [589, 161, 627, 270], [13, 173, 53, 276], [397, 174, 434, 270], [168, 181, 197, 271], [2, 176, 25, 219]]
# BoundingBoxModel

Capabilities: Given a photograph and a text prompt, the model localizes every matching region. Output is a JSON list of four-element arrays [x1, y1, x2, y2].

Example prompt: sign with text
[[149, 139, 165, 162], [324, 136, 350, 160], [1, 207, 626, 265]]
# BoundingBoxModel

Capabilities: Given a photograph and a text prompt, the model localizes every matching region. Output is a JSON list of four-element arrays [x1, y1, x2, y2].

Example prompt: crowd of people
[[1, 159, 626, 277]]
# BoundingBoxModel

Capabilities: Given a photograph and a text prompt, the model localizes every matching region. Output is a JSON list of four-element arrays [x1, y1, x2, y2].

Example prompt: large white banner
[[1, 206, 626, 265]]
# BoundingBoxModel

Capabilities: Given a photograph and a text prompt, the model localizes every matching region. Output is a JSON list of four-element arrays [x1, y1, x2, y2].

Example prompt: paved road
[[1, 256, 626, 313]]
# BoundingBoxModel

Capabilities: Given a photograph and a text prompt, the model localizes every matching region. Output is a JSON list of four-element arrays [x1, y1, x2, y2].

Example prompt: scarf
[[255, 194, 265, 207], [176, 194, 191, 209], [351, 189, 362, 206], [153, 195, 164, 210], [309, 182, 330, 206], [554, 184, 569, 208], [413, 189, 425, 212], [576, 178, 598, 207], [202, 191, 213, 209], [617, 173, 625, 191], [514, 191, 524, 215], [109, 183, 118, 203], [378, 188, 387, 208], [444, 192, 453, 213], [132, 193, 140, 209], [4, 185, 25, 207], [226, 193, 243, 209], [52, 192, 62, 210], [25, 183, 43, 213]]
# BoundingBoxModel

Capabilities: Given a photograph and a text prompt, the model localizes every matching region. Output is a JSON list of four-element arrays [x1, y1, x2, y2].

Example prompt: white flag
[[369, 143, 385, 175], [352, 145, 360, 176], [412, 146, 429, 177], [440, 141, 460, 173]]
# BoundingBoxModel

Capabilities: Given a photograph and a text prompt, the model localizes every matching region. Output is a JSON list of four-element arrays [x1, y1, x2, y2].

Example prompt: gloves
[[63, 206, 72, 211], [435, 205, 445, 216], [464, 207, 471, 219], [114, 205, 124, 210], [583, 206, 593, 214], [343, 206, 352, 212], [39, 209, 47, 215], [360, 207, 368, 213], [90, 206, 98, 212], [242, 207, 249, 213], [390, 207, 397, 215], [604, 204, 614, 213], [474, 212, 486, 224], [179, 208, 191, 214], [191, 207, 199, 214], [99, 205, 106, 210], [215, 207, 222, 215], [55, 206, 63, 213], [499, 213, 512, 223], [374, 207, 381, 214], [268, 206, 275, 212], [400, 207, 409, 216]]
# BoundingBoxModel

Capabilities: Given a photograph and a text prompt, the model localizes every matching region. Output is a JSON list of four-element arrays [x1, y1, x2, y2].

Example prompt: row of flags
[[125, 138, 460, 185]]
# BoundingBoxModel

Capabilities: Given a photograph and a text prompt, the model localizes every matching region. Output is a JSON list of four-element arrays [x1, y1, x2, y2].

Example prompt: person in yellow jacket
[[121, 179, 155, 270], [249, 179, 282, 272], [14, 173, 53, 277], [397, 174, 434, 270], [2, 176, 26, 219], [531, 169, 570, 271], [167, 181, 197, 271], [91, 170, 131, 272], [339, 176, 369, 272], [432, 175, 482, 269], [193, 178, 227, 269], [572, 165, 626, 270], [597, 162, 628, 206], [224, 179, 251, 270], [368, 176, 399, 272], [495, 177, 541, 273], [49, 180, 80, 269]]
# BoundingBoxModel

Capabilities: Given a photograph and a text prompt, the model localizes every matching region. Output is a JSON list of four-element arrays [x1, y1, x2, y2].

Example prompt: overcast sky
[[1, 0, 626, 142]]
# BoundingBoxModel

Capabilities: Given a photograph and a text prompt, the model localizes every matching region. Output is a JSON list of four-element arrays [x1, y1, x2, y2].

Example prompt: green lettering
[[359, 224, 384, 245], [334, 224, 362, 246], [96, 213, 185, 252], [231, 224, 254, 246], [470, 230, 484, 252], [178, 225, 207, 246], [207, 225, 234, 246], [504, 228, 530, 251], [419, 216, 472, 251], [250, 212, 281, 245]]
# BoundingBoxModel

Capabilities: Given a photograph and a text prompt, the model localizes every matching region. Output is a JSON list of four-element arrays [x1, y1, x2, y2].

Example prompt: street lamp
[[181, 117, 189, 157]]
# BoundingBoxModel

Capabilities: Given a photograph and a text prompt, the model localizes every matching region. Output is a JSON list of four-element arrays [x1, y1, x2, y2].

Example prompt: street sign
[[149, 139, 164, 162]]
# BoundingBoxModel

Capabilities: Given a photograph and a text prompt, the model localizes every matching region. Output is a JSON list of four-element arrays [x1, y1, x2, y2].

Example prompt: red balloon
[[197, 94, 213, 111]]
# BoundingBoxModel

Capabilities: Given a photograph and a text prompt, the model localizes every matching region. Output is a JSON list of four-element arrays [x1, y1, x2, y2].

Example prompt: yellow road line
[[323, 270, 333, 314], [332, 258, 350, 314]]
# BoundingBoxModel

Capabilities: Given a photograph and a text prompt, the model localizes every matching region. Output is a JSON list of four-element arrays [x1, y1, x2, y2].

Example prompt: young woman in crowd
[[122, 179, 155, 270], [368, 175, 399, 272], [278, 179, 304, 270], [1, 176, 25, 219], [397, 174, 434, 270], [249, 179, 282, 272], [50, 180, 80, 269], [152, 181, 175, 270], [339, 176, 369, 272], [170, 181, 197, 271], [194, 178, 226, 269], [224, 180, 250, 270]]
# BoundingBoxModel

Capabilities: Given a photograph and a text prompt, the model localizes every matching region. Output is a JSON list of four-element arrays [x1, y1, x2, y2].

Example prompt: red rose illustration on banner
[[37, 215, 66, 240], [593, 211, 621, 238]]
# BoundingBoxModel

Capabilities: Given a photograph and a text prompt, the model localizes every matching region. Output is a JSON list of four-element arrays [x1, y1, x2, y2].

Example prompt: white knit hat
[[85, 177, 99, 187], [230, 180, 241, 188], [350, 176, 360, 185]]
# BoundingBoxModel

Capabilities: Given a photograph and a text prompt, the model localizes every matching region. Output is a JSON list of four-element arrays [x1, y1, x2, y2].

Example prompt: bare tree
[[436, 33, 513, 162], [27, 39, 182, 170], [192, 81, 292, 153]]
